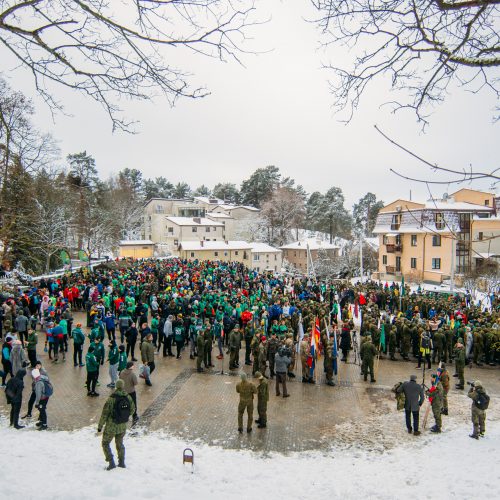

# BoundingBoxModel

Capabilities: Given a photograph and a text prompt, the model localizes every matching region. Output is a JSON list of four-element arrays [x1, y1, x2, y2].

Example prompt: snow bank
[[0, 421, 498, 499]]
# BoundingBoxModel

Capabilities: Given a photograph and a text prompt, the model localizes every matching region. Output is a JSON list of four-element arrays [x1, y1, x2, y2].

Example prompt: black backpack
[[475, 392, 490, 410], [112, 394, 131, 424]]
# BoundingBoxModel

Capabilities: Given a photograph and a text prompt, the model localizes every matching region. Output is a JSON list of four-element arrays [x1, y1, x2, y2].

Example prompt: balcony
[[386, 244, 403, 253], [386, 265, 402, 275], [390, 223, 400, 231]]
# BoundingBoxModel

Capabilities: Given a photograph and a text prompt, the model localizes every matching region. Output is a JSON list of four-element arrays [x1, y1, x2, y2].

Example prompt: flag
[[78, 250, 89, 262], [307, 318, 321, 377], [380, 323, 386, 351], [332, 329, 338, 376], [297, 318, 304, 354]]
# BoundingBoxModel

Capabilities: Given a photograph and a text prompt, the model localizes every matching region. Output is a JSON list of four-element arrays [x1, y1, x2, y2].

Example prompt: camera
[[280, 346, 292, 358], [467, 381, 475, 387]]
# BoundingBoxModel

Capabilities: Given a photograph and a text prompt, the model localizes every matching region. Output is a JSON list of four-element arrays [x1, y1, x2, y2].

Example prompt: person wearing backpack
[[468, 380, 489, 439], [5, 368, 27, 429], [417, 330, 432, 369], [97, 379, 135, 470], [33, 368, 52, 431]]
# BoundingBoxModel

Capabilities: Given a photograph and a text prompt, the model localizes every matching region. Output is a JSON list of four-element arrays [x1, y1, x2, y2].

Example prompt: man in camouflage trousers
[[254, 371, 269, 428], [426, 373, 444, 433], [98, 379, 135, 470], [236, 372, 257, 433]]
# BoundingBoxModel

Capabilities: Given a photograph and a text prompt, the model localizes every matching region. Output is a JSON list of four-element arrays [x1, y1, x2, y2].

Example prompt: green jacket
[[27, 332, 38, 350], [98, 389, 135, 435], [108, 346, 119, 365], [118, 351, 128, 371], [141, 340, 154, 364], [427, 381, 444, 408], [86, 352, 99, 372], [196, 334, 204, 354], [257, 380, 269, 405], [454, 345, 466, 366], [72, 328, 85, 345], [236, 379, 257, 404], [361, 341, 377, 362], [94, 342, 105, 364]]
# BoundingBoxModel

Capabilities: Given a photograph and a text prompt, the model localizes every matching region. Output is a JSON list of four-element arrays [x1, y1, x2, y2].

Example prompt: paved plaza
[[1, 312, 499, 453]]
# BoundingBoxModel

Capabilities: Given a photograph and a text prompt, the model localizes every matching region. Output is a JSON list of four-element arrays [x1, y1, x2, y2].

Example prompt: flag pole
[[375, 323, 383, 380]]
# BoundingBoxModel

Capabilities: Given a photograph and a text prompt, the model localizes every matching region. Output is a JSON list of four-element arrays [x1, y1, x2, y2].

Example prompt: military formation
[[1, 260, 496, 468]]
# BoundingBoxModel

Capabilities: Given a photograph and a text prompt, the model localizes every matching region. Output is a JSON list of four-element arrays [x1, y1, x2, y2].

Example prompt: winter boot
[[441, 408, 448, 415], [455, 384, 464, 390], [430, 426, 441, 433], [106, 459, 116, 470], [118, 460, 126, 468], [469, 434, 479, 440]]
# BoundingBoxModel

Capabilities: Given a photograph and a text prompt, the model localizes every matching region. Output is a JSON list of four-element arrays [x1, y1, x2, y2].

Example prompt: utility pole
[[359, 232, 364, 283]]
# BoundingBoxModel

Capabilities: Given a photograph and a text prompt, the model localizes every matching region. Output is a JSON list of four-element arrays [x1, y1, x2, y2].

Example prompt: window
[[142, 246, 149, 250], [382, 255, 387, 265], [192, 227, 197, 233], [253, 254, 260, 261], [224, 251, 228, 257], [395, 234, 402, 245], [167, 227, 173, 233], [478, 232, 484, 241], [485, 200, 490, 206], [432, 235, 441, 246], [190, 252, 195, 258], [235, 251, 239, 256], [383, 235, 388, 245], [391, 214, 401, 230], [214, 252, 218, 257], [395, 256, 401, 272], [275, 254, 277, 261], [206, 227, 210, 232], [432, 258, 441, 270], [411, 258, 417, 269], [294, 252, 297, 257], [435, 212, 444, 230], [411, 235, 417, 246], [213, 227, 217, 231]]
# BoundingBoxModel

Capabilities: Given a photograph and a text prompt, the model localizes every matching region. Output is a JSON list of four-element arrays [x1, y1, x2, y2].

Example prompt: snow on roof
[[179, 240, 252, 251], [206, 212, 232, 219], [193, 196, 225, 205], [119, 240, 154, 246], [250, 242, 282, 253], [280, 238, 340, 250], [166, 217, 224, 227], [422, 201, 493, 211]]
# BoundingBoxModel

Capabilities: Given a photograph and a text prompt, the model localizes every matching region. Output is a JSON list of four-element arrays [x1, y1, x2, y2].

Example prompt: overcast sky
[[3, 0, 499, 209]]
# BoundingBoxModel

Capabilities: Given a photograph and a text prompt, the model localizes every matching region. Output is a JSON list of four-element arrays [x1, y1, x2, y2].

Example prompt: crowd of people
[[0, 258, 496, 467]]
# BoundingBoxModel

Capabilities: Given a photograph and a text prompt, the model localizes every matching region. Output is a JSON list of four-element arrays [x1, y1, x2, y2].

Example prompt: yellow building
[[373, 189, 499, 283], [119, 240, 155, 259], [280, 239, 340, 273], [178, 240, 252, 265]]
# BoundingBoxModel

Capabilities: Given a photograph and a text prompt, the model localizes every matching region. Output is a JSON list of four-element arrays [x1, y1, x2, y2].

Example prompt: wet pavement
[[1, 312, 499, 453]]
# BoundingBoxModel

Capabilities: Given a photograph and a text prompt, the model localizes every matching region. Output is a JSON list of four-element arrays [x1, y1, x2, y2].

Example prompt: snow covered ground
[[1, 420, 498, 499]]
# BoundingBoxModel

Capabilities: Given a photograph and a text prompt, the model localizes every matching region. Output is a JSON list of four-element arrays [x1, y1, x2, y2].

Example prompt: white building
[[250, 242, 283, 273]]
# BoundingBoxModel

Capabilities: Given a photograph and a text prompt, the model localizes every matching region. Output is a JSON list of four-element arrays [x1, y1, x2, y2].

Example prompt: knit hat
[[31, 369, 40, 379], [410, 374, 417, 381], [115, 379, 125, 390], [474, 380, 483, 388]]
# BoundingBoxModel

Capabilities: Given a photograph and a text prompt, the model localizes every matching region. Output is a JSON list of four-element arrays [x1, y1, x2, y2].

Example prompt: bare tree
[[0, 1, 257, 131], [312, 1, 500, 123]]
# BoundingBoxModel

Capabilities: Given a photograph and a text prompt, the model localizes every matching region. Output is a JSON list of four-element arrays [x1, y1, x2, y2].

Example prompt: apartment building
[[373, 189, 499, 283]]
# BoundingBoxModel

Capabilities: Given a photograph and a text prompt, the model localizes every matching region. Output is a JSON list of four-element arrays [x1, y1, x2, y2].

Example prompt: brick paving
[[1, 311, 499, 453]]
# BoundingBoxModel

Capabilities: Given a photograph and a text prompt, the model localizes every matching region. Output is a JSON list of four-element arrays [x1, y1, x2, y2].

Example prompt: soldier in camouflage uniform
[[229, 326, 241, 370], [388, 324, 397, 361], [254, 371, 269, 428], [472, 329, 483, 366], [440, 364, 450, 415], [453, 339, 466, 389], [236, 372, 257, 433], [360, 336, 377, 383], [401, 320, 412, 361], [300, 334, 314, 383], [97, 379, 135, 470], [323, 337, 336, 387], [257, 337, 268, 377], [426, 373, 444, 433], [444, 325, 454, 363], [432, 328, 445, 363], [285, 333, 296, 378]]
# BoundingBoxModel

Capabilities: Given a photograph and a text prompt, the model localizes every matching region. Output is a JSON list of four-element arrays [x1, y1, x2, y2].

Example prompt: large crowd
[[1, 258, 496, 467]]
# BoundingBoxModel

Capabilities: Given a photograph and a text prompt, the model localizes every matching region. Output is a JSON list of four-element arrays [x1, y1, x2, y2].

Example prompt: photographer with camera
[[467, 380, 490, 439], [274, 346, 291, 398]]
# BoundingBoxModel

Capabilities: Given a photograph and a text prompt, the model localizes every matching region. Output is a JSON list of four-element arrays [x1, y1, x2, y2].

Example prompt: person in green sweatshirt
[[118, 345, 127, 373], [86, 345, 100, 396], [107, 340, 119, 388]]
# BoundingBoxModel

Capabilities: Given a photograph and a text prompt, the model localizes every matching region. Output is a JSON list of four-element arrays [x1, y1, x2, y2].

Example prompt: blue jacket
[[104, 316, 116, 330]]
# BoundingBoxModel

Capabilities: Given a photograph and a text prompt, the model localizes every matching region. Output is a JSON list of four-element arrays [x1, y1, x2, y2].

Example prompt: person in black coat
[[340, 324, 352, 362], [396, 374, 425, 435], [5, 368, 26, 429]]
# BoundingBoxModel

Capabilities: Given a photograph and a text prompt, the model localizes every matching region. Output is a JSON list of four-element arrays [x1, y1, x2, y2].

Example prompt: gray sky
[[4, 0, 499, 209]]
